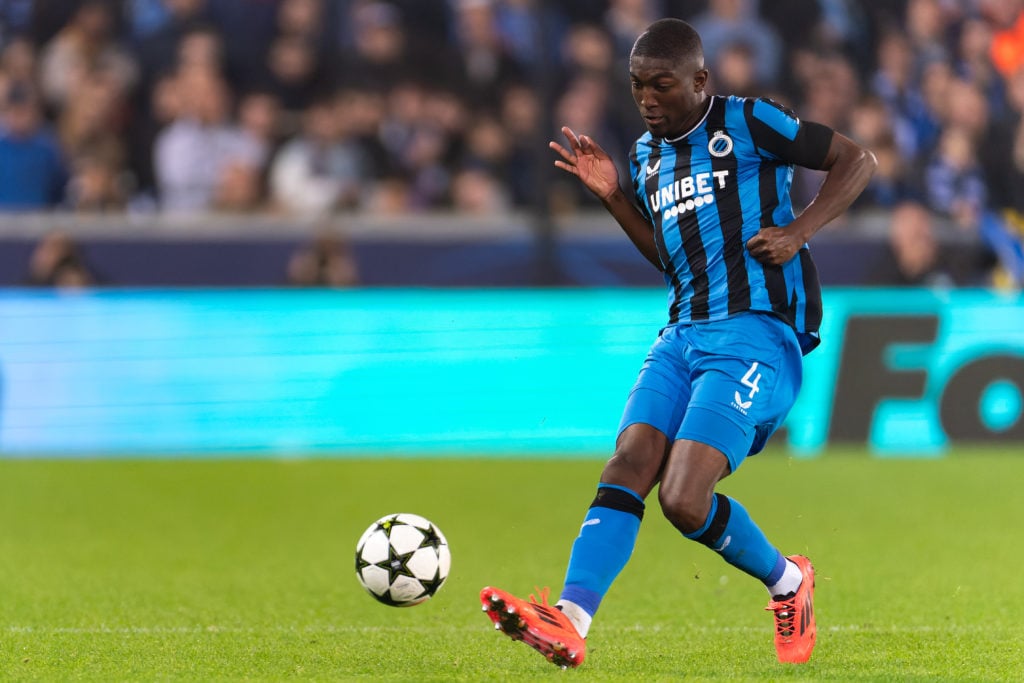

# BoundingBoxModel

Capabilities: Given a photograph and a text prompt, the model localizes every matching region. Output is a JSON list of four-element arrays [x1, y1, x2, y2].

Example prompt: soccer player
[[481, 18, 876, 668]]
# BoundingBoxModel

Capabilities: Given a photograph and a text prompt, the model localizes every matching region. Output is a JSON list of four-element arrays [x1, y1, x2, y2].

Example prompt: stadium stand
[[0, 0, 1019, 287]]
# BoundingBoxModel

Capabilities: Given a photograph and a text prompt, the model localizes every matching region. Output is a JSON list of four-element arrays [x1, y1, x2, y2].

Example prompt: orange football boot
[[765, 554, 816, 663], [480, 586, 585, 669]]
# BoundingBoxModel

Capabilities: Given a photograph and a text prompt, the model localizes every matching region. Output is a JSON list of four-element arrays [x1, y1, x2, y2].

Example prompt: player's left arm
[[745, 103, 877, 266]]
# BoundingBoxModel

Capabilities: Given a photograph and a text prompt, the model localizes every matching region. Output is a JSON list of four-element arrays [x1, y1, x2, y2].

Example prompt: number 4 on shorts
[[741, 362, 761, 400]]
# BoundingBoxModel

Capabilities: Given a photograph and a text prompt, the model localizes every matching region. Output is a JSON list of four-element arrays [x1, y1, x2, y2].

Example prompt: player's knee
[[601, 444, 662, 498], [658, 488, 713, 535]]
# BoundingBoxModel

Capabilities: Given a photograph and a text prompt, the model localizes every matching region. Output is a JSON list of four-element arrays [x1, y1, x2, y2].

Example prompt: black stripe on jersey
[[748, 100, 790, 319], [643, 144, 684, 324], [799, 247, 823, 331], [675, 142, 710, 320], [706, 99, 750, 315]]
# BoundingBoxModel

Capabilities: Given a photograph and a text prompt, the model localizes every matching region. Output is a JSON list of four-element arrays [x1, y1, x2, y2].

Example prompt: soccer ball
[[355, 513, 451, 607]]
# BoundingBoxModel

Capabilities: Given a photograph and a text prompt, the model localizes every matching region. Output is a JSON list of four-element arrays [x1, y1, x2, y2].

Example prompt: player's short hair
[[630, 19, 704, 67]]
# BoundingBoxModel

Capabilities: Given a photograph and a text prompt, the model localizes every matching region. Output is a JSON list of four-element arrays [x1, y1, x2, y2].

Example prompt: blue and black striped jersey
[[629, 95, 833, 354]]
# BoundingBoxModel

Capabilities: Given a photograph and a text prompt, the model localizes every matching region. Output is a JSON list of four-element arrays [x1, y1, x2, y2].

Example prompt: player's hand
[[549, 126, 620, 202], [745, 227, 802, 265]]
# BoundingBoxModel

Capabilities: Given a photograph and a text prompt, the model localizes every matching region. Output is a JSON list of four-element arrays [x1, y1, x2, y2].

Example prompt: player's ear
[[693, 69, 709, 92]]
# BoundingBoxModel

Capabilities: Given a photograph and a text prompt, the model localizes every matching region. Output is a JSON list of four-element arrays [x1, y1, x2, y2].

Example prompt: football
[[354, 513, 451, 607]]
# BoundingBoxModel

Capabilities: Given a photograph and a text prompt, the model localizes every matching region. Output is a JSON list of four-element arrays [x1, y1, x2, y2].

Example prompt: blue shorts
[[618, 312, 803, 472]]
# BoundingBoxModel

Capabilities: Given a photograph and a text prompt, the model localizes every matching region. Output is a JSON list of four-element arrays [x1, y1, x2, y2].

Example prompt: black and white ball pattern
[[355, 513, 451, 607]]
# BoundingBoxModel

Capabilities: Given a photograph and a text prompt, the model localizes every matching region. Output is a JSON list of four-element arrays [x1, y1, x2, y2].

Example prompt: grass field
[[1, 450, 1022, 681]]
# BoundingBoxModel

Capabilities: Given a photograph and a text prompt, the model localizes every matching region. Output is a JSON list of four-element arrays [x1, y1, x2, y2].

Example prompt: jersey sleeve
[[744, 97, 834, 170]]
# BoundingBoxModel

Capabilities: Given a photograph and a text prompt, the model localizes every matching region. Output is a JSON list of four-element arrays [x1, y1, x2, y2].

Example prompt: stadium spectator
[[276, 0, 331, 58], [988, 0, 1024, 79], [126, 72, 180, 206], [25, 231, 97, 287], [0, 0, 1009, 254], [65, 147, 129, 212], [286, 229, 360, 286], [499, 83, 542, 206], [376, 82, 459, 209], [204, 0, 284, 91], [135, 0, 210, 83], [690, 0, 783, 89], [560, 22, 616, 83], [262, 34, 328, 114], [870, 30, 933, 161], [269, 94, 367, 215], [708, 40, 760, 96], [848, 95, 912, 209], [153, 65, 260, 212], [904, 0, 952, 68], [956, 16, 1007, 119], [38, 0, 137, 110], [602, 0, 659, 62], [450, 166, 510, 214], [335, 1, 416, 91], [495, 0, 566, 69], [1, 35, 37, 85], [549, 72, 628, 212], [57, 67, 128, 170], [451, 0, 526, 107], [0, 81, 67, 210], [235, 88, 283, 169], [334, 86, 391, 179], [981, 64, 1024, 213], [869, 201, 981, 287], [174, 23, 225, 73], [212, 160, 263, 211], [922, 125, 987, 229]]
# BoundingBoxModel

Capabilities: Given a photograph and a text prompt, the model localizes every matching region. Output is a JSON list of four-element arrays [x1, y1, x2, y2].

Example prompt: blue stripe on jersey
[[753, 98, 799, 141], [772, 164, 796, 227]]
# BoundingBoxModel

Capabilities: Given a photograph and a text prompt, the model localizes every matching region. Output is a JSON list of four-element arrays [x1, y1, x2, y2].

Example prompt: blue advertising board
[[0, 289, 1020, 456]]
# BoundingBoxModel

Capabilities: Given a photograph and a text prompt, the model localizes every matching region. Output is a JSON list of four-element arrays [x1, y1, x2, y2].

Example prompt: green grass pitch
[[1, 450, 1022, 681]]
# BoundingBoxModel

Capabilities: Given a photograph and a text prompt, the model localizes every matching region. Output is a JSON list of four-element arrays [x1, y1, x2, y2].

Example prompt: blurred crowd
[[1, 0, 1023, 286]]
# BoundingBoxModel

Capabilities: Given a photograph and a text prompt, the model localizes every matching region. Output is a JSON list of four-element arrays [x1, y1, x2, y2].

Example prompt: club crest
[[708, 131, 733, 158]]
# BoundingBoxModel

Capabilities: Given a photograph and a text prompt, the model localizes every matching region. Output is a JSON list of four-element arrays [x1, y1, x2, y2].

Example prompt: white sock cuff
[[555, 599, 592, 638], [766, 558, 803, 599]]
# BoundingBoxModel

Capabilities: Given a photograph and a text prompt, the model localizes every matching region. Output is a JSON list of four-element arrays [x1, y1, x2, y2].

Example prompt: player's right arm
[[549, 126, 663, 270]]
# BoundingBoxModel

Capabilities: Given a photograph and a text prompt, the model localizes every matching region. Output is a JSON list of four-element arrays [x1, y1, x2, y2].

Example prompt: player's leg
[[555, 422, 668, 639], [481, 426, 671, 669], [554, 326, 692, 638], [658, 313, 815, 663], [482, 327, 690, 667], [658, 437, 795, 589]]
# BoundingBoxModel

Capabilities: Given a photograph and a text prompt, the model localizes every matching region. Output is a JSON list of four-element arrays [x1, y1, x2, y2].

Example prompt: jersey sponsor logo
[[648, 169, 730, 220], [708, 130, 733, 157], [645, 159, 662, 177]]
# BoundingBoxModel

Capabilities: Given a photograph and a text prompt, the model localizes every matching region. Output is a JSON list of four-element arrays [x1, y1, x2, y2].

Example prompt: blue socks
[[559, 484, 644, 618], [559, 487, 787, 625], [683, 492, 786, 585]]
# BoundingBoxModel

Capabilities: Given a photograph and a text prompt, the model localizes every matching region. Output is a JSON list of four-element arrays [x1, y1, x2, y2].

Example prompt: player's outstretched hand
[[549, 126, 620, 202], [745, 227, 802, 265]]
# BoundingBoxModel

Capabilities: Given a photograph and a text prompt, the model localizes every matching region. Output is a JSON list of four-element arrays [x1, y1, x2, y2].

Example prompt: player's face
[[629, 54, 708, 139]]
